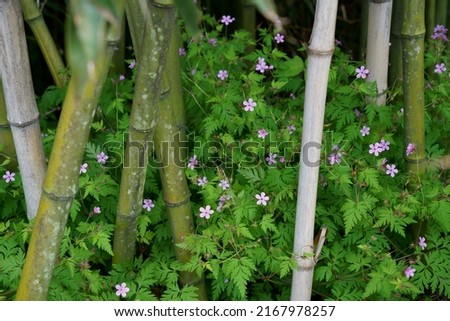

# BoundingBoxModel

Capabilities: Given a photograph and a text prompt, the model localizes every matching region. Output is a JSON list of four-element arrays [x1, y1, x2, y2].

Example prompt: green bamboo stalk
[[388, 0, 403, 87], [435, 0, 447, 26], [241, 0, 256, 40], [0, 0, 46, 220], [425, 0, 436, 41], [360, 0, 369, 59], [366, 0, 393, 106], [401, 0, 426, 174], [16, 1, 124, 300], [153, 28, 207, 300], [0, 80, 17, 169], [291, 0, 338, 301], [112, 0, 176, 264], [20, 0, 67, 88]]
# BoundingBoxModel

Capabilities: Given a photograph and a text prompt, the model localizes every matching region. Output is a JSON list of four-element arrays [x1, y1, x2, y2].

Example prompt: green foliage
[[0, 8, 449, 302]]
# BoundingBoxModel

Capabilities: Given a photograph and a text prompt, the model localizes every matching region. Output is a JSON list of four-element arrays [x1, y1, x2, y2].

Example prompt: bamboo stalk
[[366, 0, 393, 106], [0, 80, 17, 169], [20, 0, 67, 88], [290, 0, 338, 301], [360, 0, 369, 59], [112, 0, 176, 264], [153, 28, 208, 301], [435, 0, 447, 26], [388, 0, 403, 87], [401, 0, 426, 174], [241, 0, 256, 40], [15, 1, 124, 300], [0, 0, 46, 220], [426, 0, 436, 41]]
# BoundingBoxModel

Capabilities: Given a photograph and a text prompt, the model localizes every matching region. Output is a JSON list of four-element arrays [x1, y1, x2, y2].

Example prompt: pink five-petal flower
[[369, 143, 382, 156], [386, 164, 399, 177], [406, 143, 416, 156], [199, 205, 214, 219], [93, 206, 101, 214], [79, 163, 88, 174], [255, 192, 269, 206], [356, 66, 370, 79], [97, 152, 109, 164], [217, 70, 228, 81], [142, 199, 155, 212], [115, 282, 130, 298], [220, 15, 235, 25], [274, 33, 285, 44], [360, 126, 370, 137], [258, 129, 269, 139], [404, 266, 416, 279], [219, 179, 230, 190], [3, 171, 15, 183], [197, 176, 208, 187], [243, 98, 256, 111], [418, 236, 427, 251]]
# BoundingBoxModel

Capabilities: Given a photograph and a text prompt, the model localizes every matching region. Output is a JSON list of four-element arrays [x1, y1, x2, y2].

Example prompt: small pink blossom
[[93, 206, 101, 214], [386, 164, 399, 177], [266, 153, 277, 166], [328, 153, 342, 165], [178, 48, 186, 56], [404, 266, 416, 279], [287, 125, 296, 135], [79, 163, 88, 174], [197, 176, 208, 187], [219, 179, 230, 190], [3, 171, 15, 183], [142, 199, 155, 212], [406, 143, 416, 156], [187, 155, 198, 170], [418, 237, 427, 251], [258, 129, 269, 139], [199, 205, 214, 219], [369, 143, 382, 156], [378, 139, 390, 152], [243, 98, 256, 112], [255, 192, 269, 206], [217, 70, 228, 81], [220, 15, 235, 25], [128, 60, 136, 69], [274, 33, 285, 44], [356, 66, 370, 79], [360, 126, 370, 137], [115, 282, 130, 298], [434, 63, 446, 74], [119, 74, 125, 81], [97, 152, 109, 164]]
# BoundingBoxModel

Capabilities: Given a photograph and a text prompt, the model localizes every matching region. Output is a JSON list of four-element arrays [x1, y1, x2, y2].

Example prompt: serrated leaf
[[260, 214, 278, 233], [277, 56, 304, 78]]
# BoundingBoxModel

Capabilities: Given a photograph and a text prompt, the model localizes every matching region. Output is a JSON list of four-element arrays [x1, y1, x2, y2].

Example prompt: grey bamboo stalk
[[401, 0, 426, 174], [290, 0, 338, 301], [153, 29, 208, 301], [0, 0, 46, 220], [388, 0, 403, 87], [366, 0, 393, 106], [112, 0, 176, 264], [20, 0, 67, 88], [16, 1, 124, 300], [0, 80, 17, 169]]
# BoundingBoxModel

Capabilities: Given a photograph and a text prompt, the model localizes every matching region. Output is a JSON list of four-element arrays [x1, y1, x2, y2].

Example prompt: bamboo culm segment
[[366, 0, 392, 106], [0, 80, 17, 168], [0, 0, 46, 220], [15, 1, 124, 299], [20, 0, 67, 88], [388, 0, 403, 87], [401, 0, 426, 174], [153, 27, 208, 300], [112, 2, 176, 265], [291, 0, 338, 301]]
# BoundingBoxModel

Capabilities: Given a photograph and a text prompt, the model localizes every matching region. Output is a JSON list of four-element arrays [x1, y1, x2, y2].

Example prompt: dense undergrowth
[[0, 15, 449, 301]]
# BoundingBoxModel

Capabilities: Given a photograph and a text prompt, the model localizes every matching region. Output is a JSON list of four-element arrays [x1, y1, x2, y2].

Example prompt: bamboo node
[[129, 123, 156, 134], [405, 157, 427, 164], [42, 189, 76, 202], [400, 32, 425, 39], [151, 0, 175, 8], [8, 114, 40, 128], [307, 48, 334, 56], [165, 195, 190, 207]]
